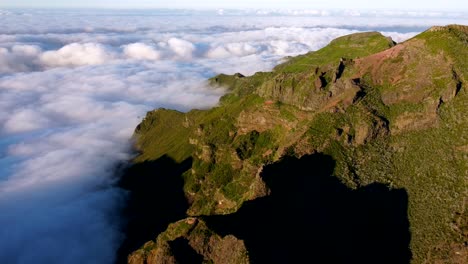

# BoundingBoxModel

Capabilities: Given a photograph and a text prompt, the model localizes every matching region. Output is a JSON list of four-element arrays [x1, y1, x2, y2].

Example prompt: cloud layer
[[1, 8, 466, 264]]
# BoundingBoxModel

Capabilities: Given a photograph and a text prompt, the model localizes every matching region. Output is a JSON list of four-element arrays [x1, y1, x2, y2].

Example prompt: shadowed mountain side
[[117, 156, 192, 263], [168, 237, 204, 264], [204, 154, 411, 264]]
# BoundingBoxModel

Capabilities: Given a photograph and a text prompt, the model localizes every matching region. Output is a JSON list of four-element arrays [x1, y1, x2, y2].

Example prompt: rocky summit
[[118, 25, 467, 264]]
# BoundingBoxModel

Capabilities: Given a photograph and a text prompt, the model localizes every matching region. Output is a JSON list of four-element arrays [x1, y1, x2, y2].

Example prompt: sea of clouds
[[0, 8, 467, 264]]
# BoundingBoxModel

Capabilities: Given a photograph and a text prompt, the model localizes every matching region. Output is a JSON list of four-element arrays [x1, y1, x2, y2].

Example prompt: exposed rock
[[234, 73, 245, 79], [128, 218, 249, 264], [314, 73, 327, 90]]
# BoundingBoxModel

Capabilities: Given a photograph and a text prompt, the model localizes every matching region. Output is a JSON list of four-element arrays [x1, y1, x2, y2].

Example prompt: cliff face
[[123, 25, 467, 264]]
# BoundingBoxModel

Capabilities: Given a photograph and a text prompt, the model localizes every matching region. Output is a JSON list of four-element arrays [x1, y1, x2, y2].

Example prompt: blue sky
[[1, 0, 468, 10]]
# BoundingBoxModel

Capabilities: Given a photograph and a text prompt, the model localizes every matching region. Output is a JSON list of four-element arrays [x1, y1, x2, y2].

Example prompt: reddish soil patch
[[354, 44, 406, 84]]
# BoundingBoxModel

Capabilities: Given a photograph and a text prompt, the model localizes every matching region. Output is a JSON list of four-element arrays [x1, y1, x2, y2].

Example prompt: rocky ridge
[[121, 25, 468, 264]]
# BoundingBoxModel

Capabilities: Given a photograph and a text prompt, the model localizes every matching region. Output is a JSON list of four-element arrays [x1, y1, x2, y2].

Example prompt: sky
[[1, 0, 468, 10]]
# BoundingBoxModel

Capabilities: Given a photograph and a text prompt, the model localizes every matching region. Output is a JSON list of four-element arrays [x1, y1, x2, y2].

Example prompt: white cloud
[[205, 45, 231, 58], [224, 42, 257, 56], [40, 43, 114, 67], [206, 42, 258, 58], [123, 42, 161, 60], [0, 44, 42, 73], [381, 31, 419, 43], [11, 44, 41, 56], [3, 108, 51, 133], [167, 37, 195, 59]]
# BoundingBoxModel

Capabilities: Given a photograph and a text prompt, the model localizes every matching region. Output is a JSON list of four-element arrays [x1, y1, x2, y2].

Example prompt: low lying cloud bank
[[0, 60, 225, 264], [0, 8, 465, 264], [0, 28, 419, 74]]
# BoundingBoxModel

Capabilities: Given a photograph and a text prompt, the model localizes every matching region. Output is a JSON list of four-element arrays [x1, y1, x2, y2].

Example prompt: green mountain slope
[[124, 25, 467, 264]]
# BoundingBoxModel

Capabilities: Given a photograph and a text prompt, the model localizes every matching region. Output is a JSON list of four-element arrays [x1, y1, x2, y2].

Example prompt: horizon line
[[1, 6, 468, 12]]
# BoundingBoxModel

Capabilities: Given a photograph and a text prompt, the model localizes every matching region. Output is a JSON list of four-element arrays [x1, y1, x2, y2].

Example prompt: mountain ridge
[[121, 25, 467, 264]]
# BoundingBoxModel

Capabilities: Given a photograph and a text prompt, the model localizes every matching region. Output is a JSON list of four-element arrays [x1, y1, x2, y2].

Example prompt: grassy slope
[[133, 109, 192, 163], [274, 31, 395, 73], [130, 26, 467, 263]]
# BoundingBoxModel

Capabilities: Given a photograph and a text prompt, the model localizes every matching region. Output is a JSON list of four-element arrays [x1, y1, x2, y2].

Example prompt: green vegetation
[[416, 25, 468, 73], [275, 32, 395, 73], [133, 109, 192, 163], [234, 130, 275, 161], [130, 26, 468, 264]]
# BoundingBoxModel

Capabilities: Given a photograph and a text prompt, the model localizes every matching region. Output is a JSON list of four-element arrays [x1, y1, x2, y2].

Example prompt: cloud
[[380, 31, 419, 43], [206, 42, 258, 58], [40, 43, 115, 67], [123, 42, 161, 60], [1, 8, 466, 264], [0, 61, 225, 264], [0, 44, 42, 73], [3, 108, 51, 133], [167, 37, 196, 59]]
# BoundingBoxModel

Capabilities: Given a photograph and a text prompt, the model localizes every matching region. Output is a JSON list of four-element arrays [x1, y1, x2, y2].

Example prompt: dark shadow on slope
[[116, 155, 192, 263], [169, 237, 204, 264], [204, 154, 411, 264]]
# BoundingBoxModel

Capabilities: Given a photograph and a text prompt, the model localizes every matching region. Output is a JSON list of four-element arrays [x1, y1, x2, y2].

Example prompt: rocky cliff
[[120, 25, 467, 264]]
